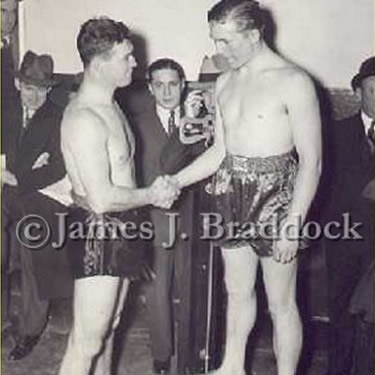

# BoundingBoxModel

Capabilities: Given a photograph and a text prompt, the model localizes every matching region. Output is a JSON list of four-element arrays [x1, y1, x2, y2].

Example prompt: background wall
[[23, 0, 373, 87]]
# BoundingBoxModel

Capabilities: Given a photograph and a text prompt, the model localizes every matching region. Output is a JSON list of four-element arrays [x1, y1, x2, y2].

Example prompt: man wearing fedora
[[4, 50, 74, 361], [324, 56, 374, 375]]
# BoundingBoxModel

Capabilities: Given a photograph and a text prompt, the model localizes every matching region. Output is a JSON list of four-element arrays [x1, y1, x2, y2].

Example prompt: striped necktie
[[168, 110, 176, 135]]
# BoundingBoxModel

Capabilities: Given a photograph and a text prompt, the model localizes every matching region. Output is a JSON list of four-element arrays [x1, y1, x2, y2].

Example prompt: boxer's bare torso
[[61, 98, 136, 200], [217, 54, 305, 157]]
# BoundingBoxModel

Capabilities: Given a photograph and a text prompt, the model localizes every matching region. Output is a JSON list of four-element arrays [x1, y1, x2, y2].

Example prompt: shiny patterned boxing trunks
[[67, 206, 150, 279], [206, 150, 298, 256]]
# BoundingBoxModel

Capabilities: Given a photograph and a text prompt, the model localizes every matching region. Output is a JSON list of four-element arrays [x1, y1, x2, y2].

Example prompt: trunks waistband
[[223, 149, 297, 174]]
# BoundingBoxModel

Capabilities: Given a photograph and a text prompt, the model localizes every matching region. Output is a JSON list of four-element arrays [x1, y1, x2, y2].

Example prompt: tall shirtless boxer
[[173, 1, 322, 375], [58, 18, 178, 375]]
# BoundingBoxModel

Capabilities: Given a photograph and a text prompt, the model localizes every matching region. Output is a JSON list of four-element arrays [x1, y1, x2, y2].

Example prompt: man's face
[[1, 0, 17, 37], [209, 20, 258, 70], [19, 82, 49, 111], [148, 68, 184, 110], [358, 76, 375, 119], [101, 40, 137, 88]]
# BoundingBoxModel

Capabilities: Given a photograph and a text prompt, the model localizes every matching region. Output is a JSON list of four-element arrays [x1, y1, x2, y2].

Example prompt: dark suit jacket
[[1, 44, 17, 102], [1, 96, 22, 175], [1, 44, 20, 173], [121, 87, 203, 247], [326, 114, 373, 215], [15, 98, 66, 194], [324, 113, 374, 254]]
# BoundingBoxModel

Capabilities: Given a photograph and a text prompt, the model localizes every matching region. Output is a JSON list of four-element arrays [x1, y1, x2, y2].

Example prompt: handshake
[[149, 175, 181, 209]]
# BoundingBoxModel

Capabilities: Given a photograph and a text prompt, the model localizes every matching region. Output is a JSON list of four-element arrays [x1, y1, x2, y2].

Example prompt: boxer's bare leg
[[211, 246, 259, 375], [59, 276, 123, 375], [93, 278, 130, 375], [261, 257, 302, 375]]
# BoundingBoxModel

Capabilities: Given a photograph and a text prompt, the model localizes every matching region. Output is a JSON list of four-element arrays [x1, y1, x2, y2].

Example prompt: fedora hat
[[351, 56, 375, 89], [16, 50, 58, 87]]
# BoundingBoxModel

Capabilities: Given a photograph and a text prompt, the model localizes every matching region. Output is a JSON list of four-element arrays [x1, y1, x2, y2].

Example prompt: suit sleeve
[[159, 129, 206, 175], [16, 107, 66, 193]]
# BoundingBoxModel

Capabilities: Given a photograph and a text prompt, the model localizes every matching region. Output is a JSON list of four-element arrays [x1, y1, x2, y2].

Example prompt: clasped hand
[[150, 175, 180, 209]]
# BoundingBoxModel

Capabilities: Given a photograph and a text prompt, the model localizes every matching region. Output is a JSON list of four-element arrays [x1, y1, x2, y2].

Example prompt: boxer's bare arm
[[174, 75, 228, 188], [63, 109, 176, 214], [283, 70, 322, 227]]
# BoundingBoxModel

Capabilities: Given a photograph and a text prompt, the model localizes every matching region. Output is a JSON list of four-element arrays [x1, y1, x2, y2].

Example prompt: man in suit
[[324, 56, 374, 375], [124, 58, 207, 374], [1, 0, 20, 326], [1, 0, 18, 101], [5, 51, 74, 361]]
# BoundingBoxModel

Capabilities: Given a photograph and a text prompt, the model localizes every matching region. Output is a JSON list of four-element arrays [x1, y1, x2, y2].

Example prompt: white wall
[[23, 0, 217, 80], [261, 0, 374, 88], [24, 0, 373, 87]]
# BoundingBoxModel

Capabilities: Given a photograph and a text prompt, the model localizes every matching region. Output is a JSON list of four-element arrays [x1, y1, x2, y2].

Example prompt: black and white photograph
[[1, 0, 374, 374]]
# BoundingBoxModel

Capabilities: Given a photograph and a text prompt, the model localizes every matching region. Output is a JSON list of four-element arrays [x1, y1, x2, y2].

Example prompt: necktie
[[367, 120, 375, 145], [24, 108, 31, 128], [168, 110, 176, 135]]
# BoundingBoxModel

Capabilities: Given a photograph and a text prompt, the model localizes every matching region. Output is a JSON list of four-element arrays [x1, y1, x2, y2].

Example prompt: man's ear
[[354, 86, 362, 101], [148, 83, 154, 96], [14, 77, 21, 91], [246, 28, 261, 44]]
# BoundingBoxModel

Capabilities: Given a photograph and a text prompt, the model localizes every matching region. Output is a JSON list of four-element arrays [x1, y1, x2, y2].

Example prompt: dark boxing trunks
[[67, 206, 150, 280], [206, 150, 298, 256]]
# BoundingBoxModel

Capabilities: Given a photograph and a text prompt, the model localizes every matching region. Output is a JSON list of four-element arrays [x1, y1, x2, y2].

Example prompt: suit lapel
[[353, 113, 374, 169], [151, 104, 169, 141], [18, 101, 55, 163]]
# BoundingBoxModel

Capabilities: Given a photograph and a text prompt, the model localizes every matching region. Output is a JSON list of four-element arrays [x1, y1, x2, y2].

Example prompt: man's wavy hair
[[208, 0, 266, 36], [77, 17, 130, 67], [147, 58, 186, 83]]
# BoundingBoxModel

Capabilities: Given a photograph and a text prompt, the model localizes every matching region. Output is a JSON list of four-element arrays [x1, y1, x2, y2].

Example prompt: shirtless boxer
[[58, 18, 178, 375], [173, 1, 322, 374]]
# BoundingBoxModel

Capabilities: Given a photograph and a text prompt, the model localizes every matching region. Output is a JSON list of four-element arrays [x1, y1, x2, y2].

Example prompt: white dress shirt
[[361, 111, 374, 135], [156, 105, 181, 134]]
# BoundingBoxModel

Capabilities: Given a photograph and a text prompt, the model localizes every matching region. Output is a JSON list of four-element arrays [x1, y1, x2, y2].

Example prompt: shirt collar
[[156, 105, 180, 132], [1, 36, 10, 48], [23, 106, 36, 128], [361, 111, 373, 133]]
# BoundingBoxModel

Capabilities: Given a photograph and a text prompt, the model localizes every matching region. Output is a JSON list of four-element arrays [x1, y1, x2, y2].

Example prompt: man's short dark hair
[[77, 17, 130, 67], [208, 0, 266, 35], [147, 58, 185, 83]]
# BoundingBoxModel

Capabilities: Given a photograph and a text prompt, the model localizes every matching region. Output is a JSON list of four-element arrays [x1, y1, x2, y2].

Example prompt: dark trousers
[[2, 185, 22, 320], [18, 192, 71, 337], [145, 239, 192, 372], [1, 186, 48, 335], [352, 317, 374, 375], [19, 243, 49, 336], [326, 241, 373, 375]]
